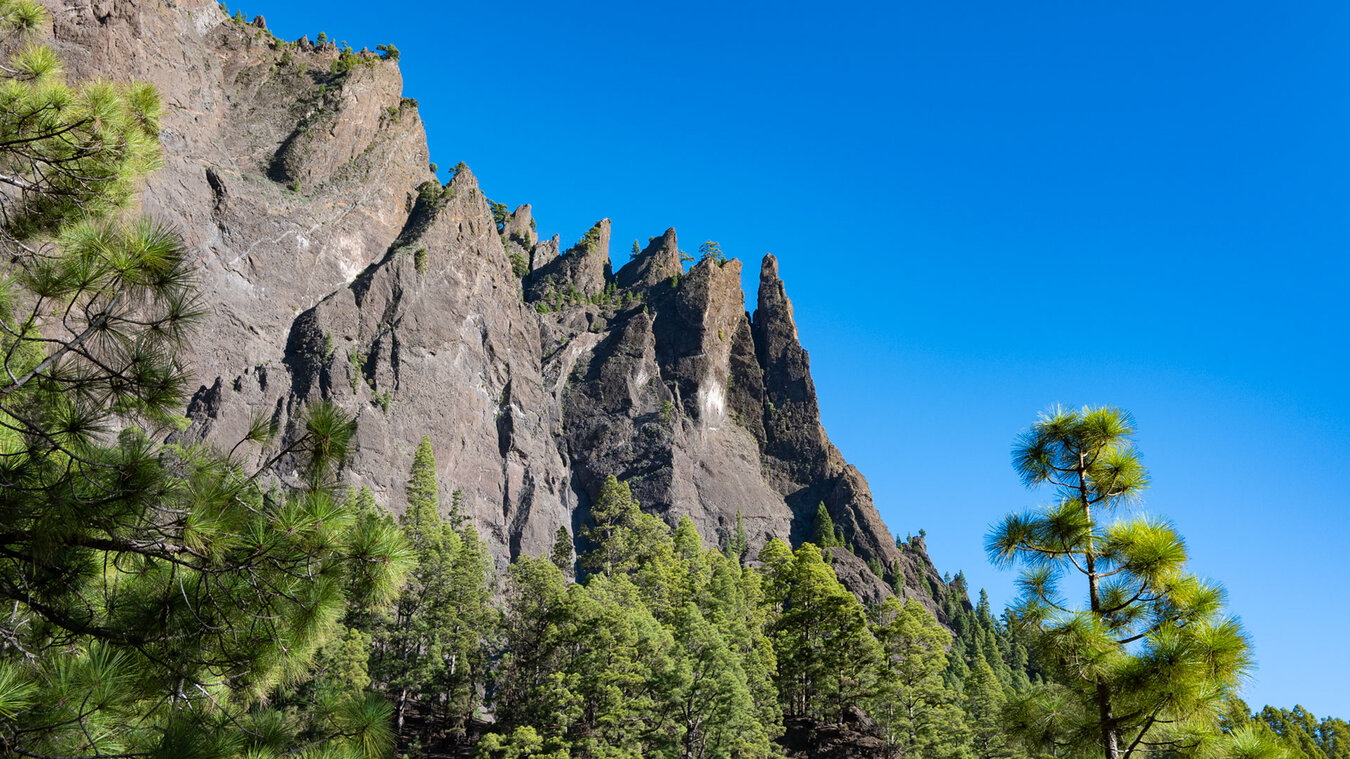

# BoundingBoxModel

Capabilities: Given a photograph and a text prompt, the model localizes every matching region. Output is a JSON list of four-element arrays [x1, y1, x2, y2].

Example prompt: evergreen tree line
[[1223, 705, 1350, 759], [313, 443, 1338, 759], [346, 451, 1022, 759]]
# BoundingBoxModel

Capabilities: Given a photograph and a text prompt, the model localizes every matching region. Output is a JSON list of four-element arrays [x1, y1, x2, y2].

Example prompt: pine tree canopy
[[988, 406, 1269, 759]]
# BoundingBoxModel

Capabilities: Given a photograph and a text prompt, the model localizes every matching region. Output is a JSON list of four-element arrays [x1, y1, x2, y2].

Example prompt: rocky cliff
[[41, 0, 952, 612]]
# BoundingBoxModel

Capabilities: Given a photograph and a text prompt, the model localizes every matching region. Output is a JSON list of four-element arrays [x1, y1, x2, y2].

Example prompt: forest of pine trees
[[0, 4, 1342, 757]]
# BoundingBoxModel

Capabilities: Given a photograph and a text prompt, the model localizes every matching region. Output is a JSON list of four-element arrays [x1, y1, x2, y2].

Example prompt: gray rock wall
[[41, 0, 955, 614]]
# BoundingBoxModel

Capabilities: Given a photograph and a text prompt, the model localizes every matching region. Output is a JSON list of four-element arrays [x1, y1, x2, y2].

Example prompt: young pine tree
[[964, 653, 1013, 759], [581, 474, 666, 576], [550, 524, 574, 574], [989, 406, 1255, 759], [724, 509, 750, 564], [812, 502, 839, 548]]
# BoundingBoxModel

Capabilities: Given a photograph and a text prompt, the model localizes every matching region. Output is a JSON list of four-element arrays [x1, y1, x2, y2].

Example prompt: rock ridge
[[44, 0, 954, 614]]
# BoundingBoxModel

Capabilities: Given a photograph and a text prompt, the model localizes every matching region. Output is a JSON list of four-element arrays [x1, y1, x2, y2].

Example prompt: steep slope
[[42, 0, 954, 612]]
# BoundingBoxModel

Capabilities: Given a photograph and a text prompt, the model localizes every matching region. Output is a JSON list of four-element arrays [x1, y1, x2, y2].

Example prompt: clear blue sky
[[251, 0, 1350, 716]]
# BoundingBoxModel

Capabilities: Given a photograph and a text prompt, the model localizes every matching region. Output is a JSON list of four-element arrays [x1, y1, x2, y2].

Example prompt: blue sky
[[250, 1, 1350, 715]]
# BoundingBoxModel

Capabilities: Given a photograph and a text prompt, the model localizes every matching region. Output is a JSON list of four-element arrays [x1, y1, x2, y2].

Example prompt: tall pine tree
[[989, 406, 1254, 759]]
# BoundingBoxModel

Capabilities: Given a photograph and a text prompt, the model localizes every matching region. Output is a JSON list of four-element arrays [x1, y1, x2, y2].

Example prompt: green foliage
[[364, 438, 496, 742], [331, 47, 376, 74], [489, 480, 780, 759], [347, 344, 367, 392], [1232, 704, 1348, 759], [990, 406, 1253, 759], [813, 502, 841, 547], [870, 598, 973, 759], [414, 245, 428, 273], [661, 399, 676, 425], [417, 178, 443, 205], [550, 525, 573, 574], [580, 475, 664, 576], [699, 239, 727, 265], [724, 510, 749, 565], [509, 249, 529, 278], [571, 223, 603, 254], [765, 542, 881, 722], [964, 654, 1012, 759], [376, 43, 400, 61], [0, 16, 410, 754], [490, 200, 510, 232]]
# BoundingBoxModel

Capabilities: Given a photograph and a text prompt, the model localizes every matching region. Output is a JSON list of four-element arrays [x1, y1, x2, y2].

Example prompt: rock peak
[[615, 227, 682, 291], [60, 0, 946, 613], [755, 253, 797, 344], [504, 204, 536, 248], [761, 252, 779, 278], [449, 164, 479, 192], [569, 218, 611, 257], [526, 219, 611, 300]]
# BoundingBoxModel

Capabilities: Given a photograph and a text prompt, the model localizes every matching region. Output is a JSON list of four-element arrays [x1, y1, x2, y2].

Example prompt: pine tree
[[812, 502, 839, 548], [965, 654, 1011, 759], [724, 509, 750, 564], [407, 436, 440, 529], [437, 522, 495, 740], [698, 240, 726, 265], [989, 406, 1254, 759], [490, 479, 782, 759], [1250, 705, 1348, 759], [769, 543, 880, 722], [669, 601, 774, 758], [581, 474, 666, 577], [492, 556, 573, 739], [0, 6, 408, 755], [375, 437, 495, 743], [870, 597, 972, 759], [550, 525, 574, 574], [582, 474, 640, 574]]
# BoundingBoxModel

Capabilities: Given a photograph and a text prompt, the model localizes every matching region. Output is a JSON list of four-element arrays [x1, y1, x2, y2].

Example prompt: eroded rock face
[[44, 0, 956, 612], [526, 218, 612, 301], [40, 0, 434, 381]]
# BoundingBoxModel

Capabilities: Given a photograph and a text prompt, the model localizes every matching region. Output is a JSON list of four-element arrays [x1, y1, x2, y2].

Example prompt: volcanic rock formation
[[40, 0, 952, 612]]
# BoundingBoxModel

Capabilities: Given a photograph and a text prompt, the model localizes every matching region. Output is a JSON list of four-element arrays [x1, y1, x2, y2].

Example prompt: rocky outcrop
[[525, 219, 612, 301], [780, 709, 894, 759], [43, 0, 956, 612], [615, 228, 682, 291], [40, 0, 434, 381]]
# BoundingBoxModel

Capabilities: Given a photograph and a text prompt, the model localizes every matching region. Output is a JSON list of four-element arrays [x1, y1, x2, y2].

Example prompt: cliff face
[[41, 0, 950, 611]]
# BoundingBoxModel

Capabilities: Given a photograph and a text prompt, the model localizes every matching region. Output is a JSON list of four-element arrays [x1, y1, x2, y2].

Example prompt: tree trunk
[[1080, 456, 1119, 759], [1098, 687, 1120, 759], [396, 686, 409, 736]]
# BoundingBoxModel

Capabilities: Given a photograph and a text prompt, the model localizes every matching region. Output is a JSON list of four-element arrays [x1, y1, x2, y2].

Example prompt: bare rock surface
[[44, 0, 957, 611]]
